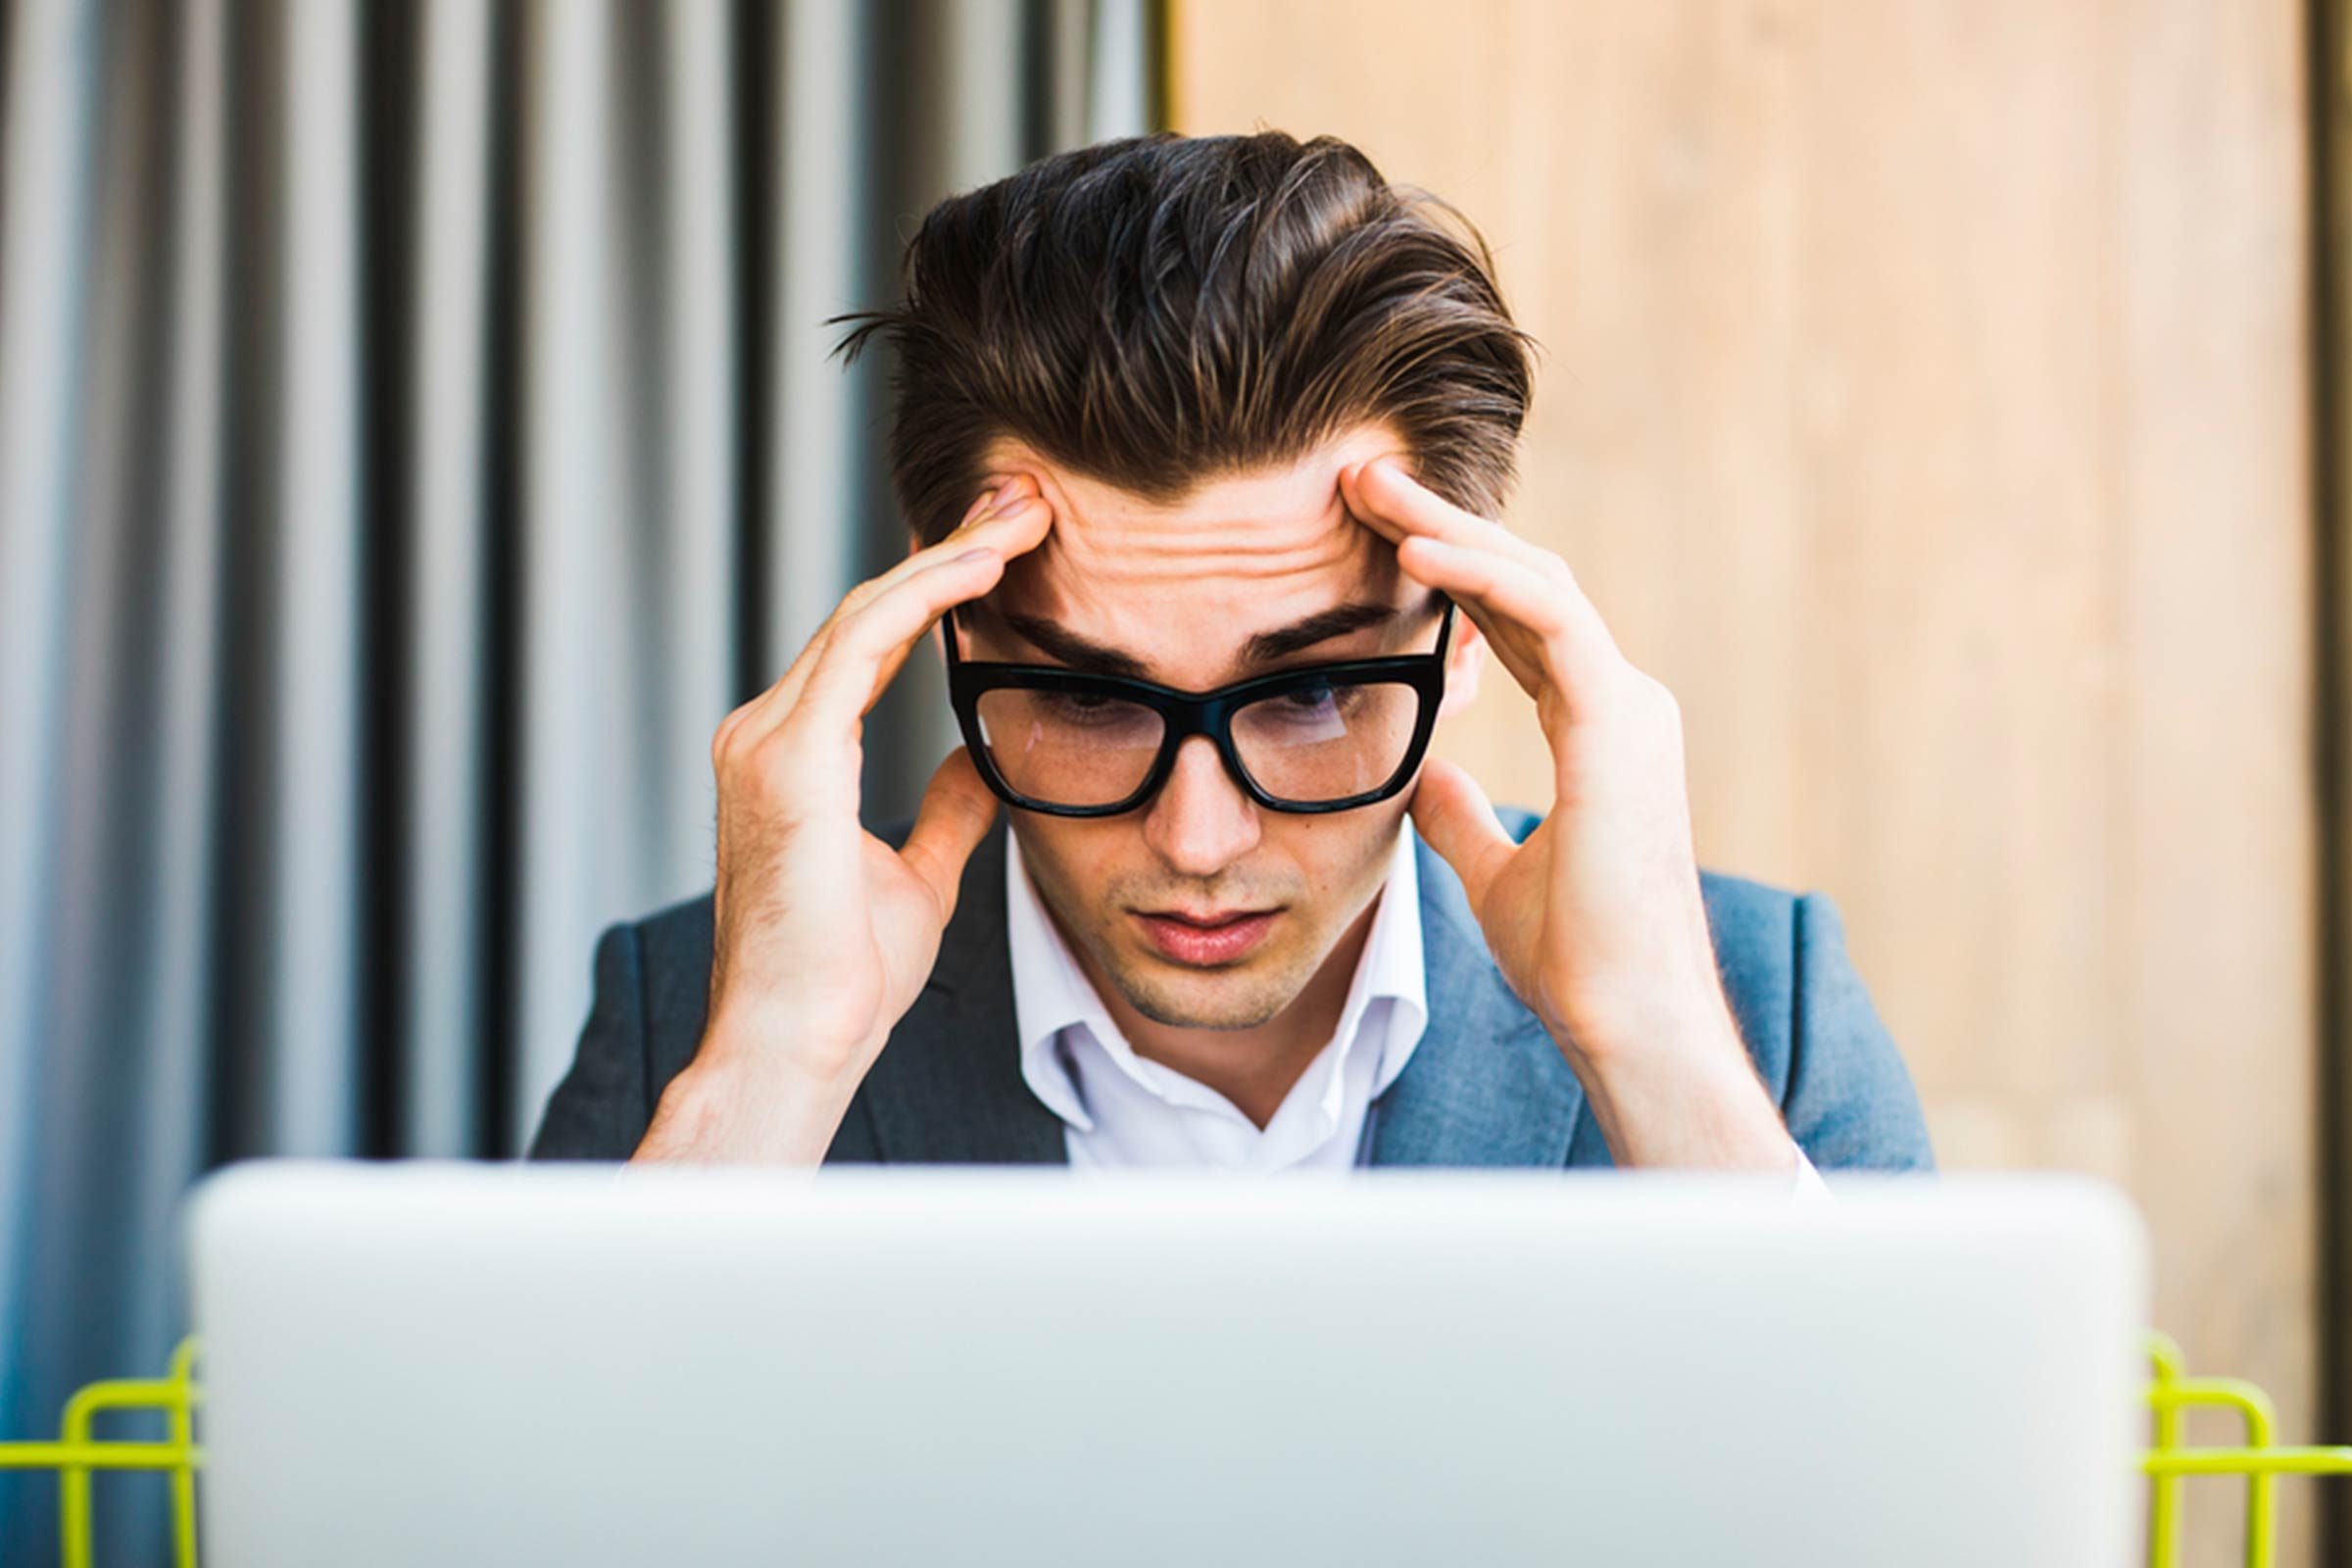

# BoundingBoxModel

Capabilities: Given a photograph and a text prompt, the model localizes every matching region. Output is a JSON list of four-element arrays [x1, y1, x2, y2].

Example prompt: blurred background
[[0, 1, 2341, 1563]]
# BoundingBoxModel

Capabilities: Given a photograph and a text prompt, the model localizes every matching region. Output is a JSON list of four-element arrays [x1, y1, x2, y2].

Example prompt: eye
[[1244, 681, 1367, 734], [1035, 690, 1150, 730], [1273, 681, 1344, 715]]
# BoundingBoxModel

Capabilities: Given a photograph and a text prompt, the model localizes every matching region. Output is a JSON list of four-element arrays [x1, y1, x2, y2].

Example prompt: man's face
[[956, 421, 1484, 1032]]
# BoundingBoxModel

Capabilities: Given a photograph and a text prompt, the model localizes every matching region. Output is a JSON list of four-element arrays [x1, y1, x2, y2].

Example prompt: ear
[[1438, 611, 1488, 717]]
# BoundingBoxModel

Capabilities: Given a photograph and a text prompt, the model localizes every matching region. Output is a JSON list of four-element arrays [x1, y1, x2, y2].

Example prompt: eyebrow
[[994, 598, 1418, 681]]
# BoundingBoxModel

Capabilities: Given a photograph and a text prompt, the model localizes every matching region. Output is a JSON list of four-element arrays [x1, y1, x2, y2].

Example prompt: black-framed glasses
[[942, 597, 1455, 816]]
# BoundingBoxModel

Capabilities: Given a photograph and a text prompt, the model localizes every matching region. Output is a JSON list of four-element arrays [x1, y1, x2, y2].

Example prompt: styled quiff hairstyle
[[829, 130, 1539, 545]]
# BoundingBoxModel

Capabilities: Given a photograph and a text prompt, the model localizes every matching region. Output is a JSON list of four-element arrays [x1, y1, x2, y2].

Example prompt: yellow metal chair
[[2141, 1331, 2352, 1567], [0, 1338, 201, 1568], [3, 1332, 2348, 1567]]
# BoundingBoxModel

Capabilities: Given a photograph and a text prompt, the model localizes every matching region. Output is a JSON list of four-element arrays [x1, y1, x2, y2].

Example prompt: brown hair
[[829, 130, 1540, 545]]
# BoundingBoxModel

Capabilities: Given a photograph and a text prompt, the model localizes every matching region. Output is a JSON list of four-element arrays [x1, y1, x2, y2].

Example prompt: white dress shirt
[[1004, 824, 1827, 1193]]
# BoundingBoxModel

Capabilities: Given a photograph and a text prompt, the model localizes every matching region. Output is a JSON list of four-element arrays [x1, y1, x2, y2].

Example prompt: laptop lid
[[188, 1163, 2146, 1567]]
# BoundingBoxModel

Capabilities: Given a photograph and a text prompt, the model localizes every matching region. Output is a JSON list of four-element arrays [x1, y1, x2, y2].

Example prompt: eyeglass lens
[[972, 678, 1424, 808]]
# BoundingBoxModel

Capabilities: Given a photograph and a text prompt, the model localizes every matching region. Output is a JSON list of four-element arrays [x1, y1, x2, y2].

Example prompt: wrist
[[698, 999, 879, 1089], [633, 1022, 873, 1165], [1552, 963, 1740, 1071], [1558, 1004, 1795, 1171]]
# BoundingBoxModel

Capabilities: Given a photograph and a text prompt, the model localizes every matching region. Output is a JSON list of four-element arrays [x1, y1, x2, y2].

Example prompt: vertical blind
[[0, 1, 1153, 1558]]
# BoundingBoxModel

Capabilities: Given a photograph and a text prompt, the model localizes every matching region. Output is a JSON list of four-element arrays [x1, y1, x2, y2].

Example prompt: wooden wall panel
[[1172, 2, 2318, 1561]]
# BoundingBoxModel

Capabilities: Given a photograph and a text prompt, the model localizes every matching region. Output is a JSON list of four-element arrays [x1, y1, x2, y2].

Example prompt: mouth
[[1131, 907, 1281, 967]]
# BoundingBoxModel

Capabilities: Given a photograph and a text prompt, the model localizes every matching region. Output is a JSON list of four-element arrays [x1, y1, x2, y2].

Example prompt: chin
[[1109, 954, 1303, 1032]]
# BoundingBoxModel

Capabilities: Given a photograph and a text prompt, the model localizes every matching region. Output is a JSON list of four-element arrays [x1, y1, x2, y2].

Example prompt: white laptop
[[187, 1163, 2147, 1567]]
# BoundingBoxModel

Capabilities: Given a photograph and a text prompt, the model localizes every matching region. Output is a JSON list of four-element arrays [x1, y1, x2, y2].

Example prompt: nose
[[1142, 735, 1261, 877]]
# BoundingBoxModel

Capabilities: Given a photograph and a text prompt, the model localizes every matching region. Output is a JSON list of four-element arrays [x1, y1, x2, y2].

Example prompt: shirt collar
[[1004, 822, 1427, 1135]]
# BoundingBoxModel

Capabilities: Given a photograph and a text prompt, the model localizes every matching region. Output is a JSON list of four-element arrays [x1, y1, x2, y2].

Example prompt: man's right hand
[[631, 474, 1051, 1163]]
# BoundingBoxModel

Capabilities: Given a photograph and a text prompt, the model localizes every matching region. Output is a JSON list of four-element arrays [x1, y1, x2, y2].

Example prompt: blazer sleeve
[[1782, 891, 1936, 1172], [526, 921, 654, 1161]]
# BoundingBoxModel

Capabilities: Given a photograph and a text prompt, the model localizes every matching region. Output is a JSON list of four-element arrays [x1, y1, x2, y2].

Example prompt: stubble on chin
[[1104, 950, 1299, 1031]]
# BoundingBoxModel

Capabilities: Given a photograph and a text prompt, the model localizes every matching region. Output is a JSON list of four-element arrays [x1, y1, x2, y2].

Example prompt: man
[[528, 130, 1933, 1178]]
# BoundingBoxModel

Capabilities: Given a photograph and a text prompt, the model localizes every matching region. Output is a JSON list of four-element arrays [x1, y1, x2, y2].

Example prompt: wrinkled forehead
[[971, 422, 1416, 685]]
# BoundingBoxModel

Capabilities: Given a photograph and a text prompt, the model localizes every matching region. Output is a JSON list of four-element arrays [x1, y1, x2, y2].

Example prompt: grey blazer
[[528, 810, 1935, 1170]]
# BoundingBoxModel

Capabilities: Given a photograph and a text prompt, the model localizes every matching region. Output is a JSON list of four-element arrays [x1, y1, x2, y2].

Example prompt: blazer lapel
[[857, 818, 1070, 1164], [1367, 832, 1589, 1167]]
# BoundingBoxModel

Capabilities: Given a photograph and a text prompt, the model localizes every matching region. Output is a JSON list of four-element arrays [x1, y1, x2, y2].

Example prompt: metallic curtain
[[0, 0, 1153, 1558]]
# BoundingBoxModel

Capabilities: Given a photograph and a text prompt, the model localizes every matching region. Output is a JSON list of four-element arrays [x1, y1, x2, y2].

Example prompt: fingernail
[[957, 546, 997, 565]]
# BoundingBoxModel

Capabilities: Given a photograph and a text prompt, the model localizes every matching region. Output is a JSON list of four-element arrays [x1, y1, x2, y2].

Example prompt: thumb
[[1408, 756, 1516, 910], [898, 746, 1001, 923]]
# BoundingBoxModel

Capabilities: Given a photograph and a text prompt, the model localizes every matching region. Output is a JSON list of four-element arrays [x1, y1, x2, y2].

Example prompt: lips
[[1155, 906, 1262, 927], [1133, 907, 1279, 967]]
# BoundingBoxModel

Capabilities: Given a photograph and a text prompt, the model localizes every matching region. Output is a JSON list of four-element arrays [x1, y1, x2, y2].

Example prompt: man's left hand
[[1341, 456, 1799, 1173]]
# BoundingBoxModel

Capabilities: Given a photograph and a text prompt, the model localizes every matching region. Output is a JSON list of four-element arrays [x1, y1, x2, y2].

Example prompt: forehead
[[975, 421, 1414, 676]]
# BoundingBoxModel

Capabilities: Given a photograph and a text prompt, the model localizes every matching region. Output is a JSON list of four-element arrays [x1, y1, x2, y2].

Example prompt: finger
[[1343, 456, 1557, 576], [792, 544, 1010, 727], [843, 482, 1049, 633], [1407, 756, 1517, 911], [808, 492, 1047, 683], [920, 475, 1053, 567], [962, 472, 1029, 527], [730, 558, 1004, 820], [1390, 536, 1559, 699], [714, 482, 1045, 755], [813, 490, 1047, 674], [1342, 463, 1585, 692], [897, 746, 1001, 922], [1396, 534, 1620, 696], [727, 495, 1047, 758]]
